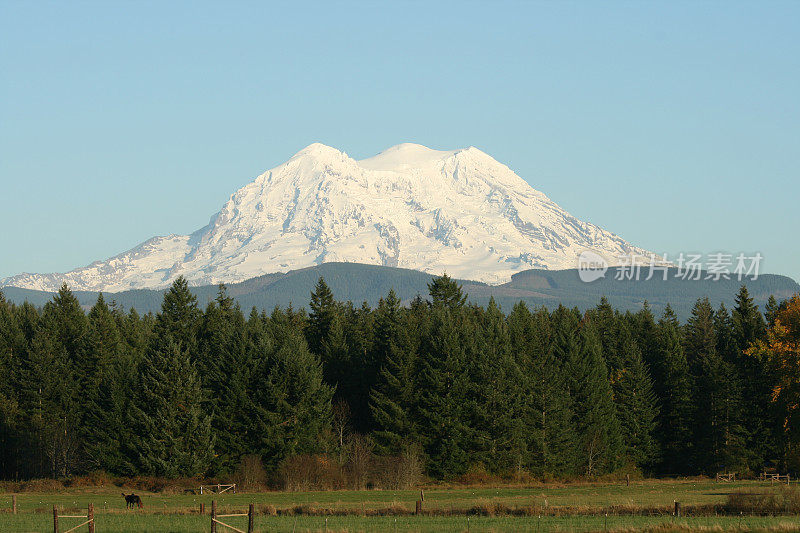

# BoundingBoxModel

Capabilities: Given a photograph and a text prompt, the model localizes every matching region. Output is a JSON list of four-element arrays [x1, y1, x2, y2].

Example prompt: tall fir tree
[[153, 276, 201, 356], [569, 318, 622, 476], [508, 303, 575, 476], [612, 323, 659, 470], [128, 339, 213, 477], [764, 295, 781, 327], [247, 320, 333, 470], [427, 274, 467, 309], [197, 285, 250, 473], [685, 297, 745, 473], [81, 294, 132, 474], [307, 277, 337, 356], [369, 290, 419, 454], [0, 292, 24, 478], [469, 298, 523, 472], [732, 285, 774, 468], [655, 305, 694, 474], [416, 306, 472, 478]]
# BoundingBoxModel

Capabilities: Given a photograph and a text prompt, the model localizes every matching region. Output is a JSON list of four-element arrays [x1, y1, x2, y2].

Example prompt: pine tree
[[713, 303, 748, 471], [81, 294, 132, 474], [685, 297, 745, 473], [732, 286, 766, 350], [154, 276, 201, 355], [764, 295, 780, 327], [247, 322, 333, 470], [416, 307, 472, 477], [569, 319, 622, 476], [655, 305, 694, 475], [197, 285, 249, 473], [44, 284, 88, 363], [508, 303, 574, 476], [0, 292, 24, 478], [427, 274, 467, 309], [634, 302, 660, 385], [342, 301, 376, 431], [470, 298, 523, 472], [307, 277, 337, 356], [128, 339, 213, 477], [370, 290, 419, 454], [613, 324, 659, 470], [18, 326, 80, 477], [731, 285, 773, 468], [589, 298, 622, 372], [25, 286, 86, 477]]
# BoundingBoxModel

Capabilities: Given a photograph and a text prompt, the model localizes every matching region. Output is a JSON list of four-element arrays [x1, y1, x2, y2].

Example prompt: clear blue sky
[[1, 1, 798, 282]]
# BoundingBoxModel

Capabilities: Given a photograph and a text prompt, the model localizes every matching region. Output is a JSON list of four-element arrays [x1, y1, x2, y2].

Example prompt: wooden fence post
[[211, 500, 217, 533], [12, 495, 16, 514], [415, 500, 422, 515], [674, 501, 681, 517], [626, 474, 630, 487], [53, 504, 59, 533], [88, 503, 95, 533], [248, 503, 255, 533], [200, 502, 205, 515]]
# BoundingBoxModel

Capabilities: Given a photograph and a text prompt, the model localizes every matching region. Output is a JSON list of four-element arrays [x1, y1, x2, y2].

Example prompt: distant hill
[[2, 262, 797, 321]]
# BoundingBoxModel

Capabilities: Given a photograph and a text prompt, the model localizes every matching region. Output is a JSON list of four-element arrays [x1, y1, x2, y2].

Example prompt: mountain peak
[[358, 143, 461, 171], [1, 143, 656, 292], [289, 142, 346, 161]]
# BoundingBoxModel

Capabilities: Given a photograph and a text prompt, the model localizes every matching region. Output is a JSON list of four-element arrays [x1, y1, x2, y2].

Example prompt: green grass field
[[2, 479, 800, 532], [5, 513, 800, 532]]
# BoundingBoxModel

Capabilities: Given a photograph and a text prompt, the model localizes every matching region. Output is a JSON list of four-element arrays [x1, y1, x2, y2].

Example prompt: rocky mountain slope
[[2, 143, 654, 291]]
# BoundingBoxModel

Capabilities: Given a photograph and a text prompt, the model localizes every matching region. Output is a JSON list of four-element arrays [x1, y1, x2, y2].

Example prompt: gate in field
[[210, 500, 255, 533], [201, 483, 237, 494], [52, 503, 95, 533], [716, 472, 736, 482], [761, 472, 791, 484]]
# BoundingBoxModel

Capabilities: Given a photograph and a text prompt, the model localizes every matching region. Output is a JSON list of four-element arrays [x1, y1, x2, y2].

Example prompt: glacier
[[1, 143, 656, 292]]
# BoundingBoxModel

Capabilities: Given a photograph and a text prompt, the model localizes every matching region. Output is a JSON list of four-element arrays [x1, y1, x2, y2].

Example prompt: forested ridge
[[3, 262, 796, 320], [1, 274, 799, 484]]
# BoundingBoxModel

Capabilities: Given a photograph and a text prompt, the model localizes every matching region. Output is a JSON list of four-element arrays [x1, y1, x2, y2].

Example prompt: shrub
[[456, 463, 495, 485], [64, 470, 114, 487], [277, 454, 345, 491], [344, 434, 374, 490], [371, 445, 425, 489], [727, 487, 800, 515], [233, 455, 268, 490], [17, 478, 64, 492]]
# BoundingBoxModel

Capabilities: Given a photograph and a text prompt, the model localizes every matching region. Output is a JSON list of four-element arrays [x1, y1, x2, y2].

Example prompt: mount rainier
[[2, 143, 656, 292]]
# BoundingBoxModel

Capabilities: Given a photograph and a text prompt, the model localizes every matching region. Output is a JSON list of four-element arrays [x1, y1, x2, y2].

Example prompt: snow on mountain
[[1, 143, 656, 292]]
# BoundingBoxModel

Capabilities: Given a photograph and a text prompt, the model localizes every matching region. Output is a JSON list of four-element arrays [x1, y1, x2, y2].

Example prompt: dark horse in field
[[122, 493, 143, 509]]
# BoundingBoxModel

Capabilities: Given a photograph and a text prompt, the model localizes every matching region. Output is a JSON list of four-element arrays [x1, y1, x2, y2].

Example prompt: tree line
[[0, 274, 798, 482]]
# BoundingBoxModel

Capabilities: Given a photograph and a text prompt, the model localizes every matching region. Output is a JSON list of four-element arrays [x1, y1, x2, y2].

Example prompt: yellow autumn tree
[[747, 295, 800, 458]]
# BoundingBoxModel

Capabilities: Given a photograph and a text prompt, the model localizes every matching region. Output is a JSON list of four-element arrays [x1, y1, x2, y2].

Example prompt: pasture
[[3, 479, 800, 532]]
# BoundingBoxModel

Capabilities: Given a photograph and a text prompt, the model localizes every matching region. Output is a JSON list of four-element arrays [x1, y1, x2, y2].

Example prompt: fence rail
[[210, 500, 255, 533], [761, 472, 791, 484], [200, 483, 236, 494], [53, 503, 94, 533]]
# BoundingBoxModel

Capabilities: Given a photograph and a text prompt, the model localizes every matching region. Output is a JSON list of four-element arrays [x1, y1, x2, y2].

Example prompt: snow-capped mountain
[[2, 143, 657, 292]]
